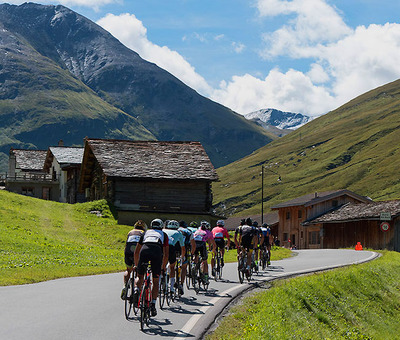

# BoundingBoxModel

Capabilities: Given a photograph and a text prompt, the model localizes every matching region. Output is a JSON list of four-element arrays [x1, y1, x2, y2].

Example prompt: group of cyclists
[[121, 216, 272, 319]]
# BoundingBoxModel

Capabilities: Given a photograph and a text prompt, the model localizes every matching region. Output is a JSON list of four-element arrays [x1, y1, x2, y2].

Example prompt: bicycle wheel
[[124, 277, 134, 319], [238, 256, 244, 284], [158, 274, 166, 309], [217, 255, 223, 280], [185, 257, 191, 289], [139, 283, 148, 331], [192, 263, 200, 294], [165, 273, 172, 306]]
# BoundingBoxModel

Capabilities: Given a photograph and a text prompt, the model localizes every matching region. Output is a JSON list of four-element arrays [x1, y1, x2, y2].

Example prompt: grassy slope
[[0, 190, 128, 285], [209, 251, 400, 340], [213, 79, 400, 216]]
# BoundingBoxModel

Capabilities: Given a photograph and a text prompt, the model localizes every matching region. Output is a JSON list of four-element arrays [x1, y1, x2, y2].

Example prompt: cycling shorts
[[137, 244, 163, 278], [195, 241, 208, 261], [214, 238, 225, 250], [241, 234, 254, 251], [124, 242, 138, 267], [168, 244, 178, 265]]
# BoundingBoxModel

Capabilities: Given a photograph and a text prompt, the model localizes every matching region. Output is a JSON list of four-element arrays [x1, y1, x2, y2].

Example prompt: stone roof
[[49, 147, 84, 164], [83, 139, 218, 181], [12, 149, 47, 171], [307, 200, 400, 224], [271, 189, 371, 209]]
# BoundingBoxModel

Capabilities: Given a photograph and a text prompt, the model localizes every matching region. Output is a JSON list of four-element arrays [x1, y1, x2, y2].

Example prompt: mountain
[[244, 109, 311, 137], [0, 3, 273, 171], [213, 79, 400, 217]]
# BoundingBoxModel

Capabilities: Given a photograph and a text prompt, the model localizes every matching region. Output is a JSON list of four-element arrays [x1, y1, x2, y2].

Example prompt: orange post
[[355, 242, 363, 251]]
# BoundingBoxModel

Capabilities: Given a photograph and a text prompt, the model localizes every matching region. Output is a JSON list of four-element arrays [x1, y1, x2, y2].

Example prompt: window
[[42, 187, 50, 200], [22, 187, 34, 196], [309, 231, 321, 245], [298, 209, 302, 218], [283, 233, 288, 242], [286, 211, 291, 220]]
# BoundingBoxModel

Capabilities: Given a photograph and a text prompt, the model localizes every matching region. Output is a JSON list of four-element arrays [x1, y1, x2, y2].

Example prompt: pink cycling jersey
[[212, 226, 229, 239], [193, 229, 213, 242]]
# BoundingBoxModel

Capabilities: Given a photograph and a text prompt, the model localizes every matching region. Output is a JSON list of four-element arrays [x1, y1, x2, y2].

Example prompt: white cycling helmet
[[167, 220, 179, 229], [150, 218, 164, 229], [200, 220, 210, 230], [217, 220, 225, 227]]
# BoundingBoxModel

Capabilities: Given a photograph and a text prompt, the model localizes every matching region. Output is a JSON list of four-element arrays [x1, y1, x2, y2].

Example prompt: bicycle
[[138, 262, 152, 331], [191, 255, 209, 293], [237, 247, 252, 283], [185, 254, 192, 290], [173, 256, 183, 300], [124, 267, 138, 320], [158, 269, 167, 310], [213, 246, 225, 281], [260, 245, 270, 270]]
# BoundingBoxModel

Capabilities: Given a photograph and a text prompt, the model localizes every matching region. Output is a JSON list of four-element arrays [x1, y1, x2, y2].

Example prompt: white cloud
[[211, 69, 336, 116], [97, 13, 212, 96], [232, 42, 245, 53]]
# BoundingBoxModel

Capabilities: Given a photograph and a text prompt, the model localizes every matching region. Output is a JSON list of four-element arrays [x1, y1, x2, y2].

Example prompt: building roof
[[11, 149, 47, 171], [306, 200, 400, 224], [80, 139, 218, 187], [271, 190, 372, 209], [44, 147, 84, 171]]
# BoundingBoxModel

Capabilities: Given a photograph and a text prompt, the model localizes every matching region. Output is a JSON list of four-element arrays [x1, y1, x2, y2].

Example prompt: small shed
[[6, 148, 58, 200], [304, 200, 400, 251], [79, 139, 219, 225], [43, 146, 84, 203]]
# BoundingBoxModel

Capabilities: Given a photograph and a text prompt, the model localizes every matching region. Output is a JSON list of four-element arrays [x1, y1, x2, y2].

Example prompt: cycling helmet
[[252, 221, 258, 227], [190, 221, 198, 228], [200, 220, 210, 230], [134, 220, 147, 231], [167, 220, 180, 229], [179, 220, 188, 228], [245, 217, 252, 226], [240, 219, 246, 226], [150, 218, 164, 229], [216, 220, 225, 227], [262, 223, 269, 228]]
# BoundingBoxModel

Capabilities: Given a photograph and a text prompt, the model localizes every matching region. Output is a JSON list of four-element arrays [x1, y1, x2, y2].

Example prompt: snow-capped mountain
[[245, 109, 312, 132]]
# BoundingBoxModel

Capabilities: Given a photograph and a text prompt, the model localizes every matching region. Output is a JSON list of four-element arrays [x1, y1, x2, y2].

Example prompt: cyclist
[[121, 220, 147, 300], [193, 220, 217, 284], [252, 221, 264, 268], [134, 218, 169, 317], [261, 223, 272, 265], [211, 220, 231, 277], [188, 221, 198, 233], [234, 217, 257, 273], [178, 220, 196, 295], [163, 220, 186, 296]]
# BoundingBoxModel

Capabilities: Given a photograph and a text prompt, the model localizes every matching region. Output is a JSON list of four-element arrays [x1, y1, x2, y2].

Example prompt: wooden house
[[304, 200, 400, 251], [6, 148, 58, 200], [79, 139, 219, 225], [271, 190, 372, 249], [43, 146, 84, 203]]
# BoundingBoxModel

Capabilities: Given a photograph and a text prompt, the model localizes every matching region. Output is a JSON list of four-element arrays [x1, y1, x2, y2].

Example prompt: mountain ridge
[[0, 3, 273, 170]]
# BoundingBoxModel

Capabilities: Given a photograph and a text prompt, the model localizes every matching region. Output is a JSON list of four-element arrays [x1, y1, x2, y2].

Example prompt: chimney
[[58, 139, 64, 147]]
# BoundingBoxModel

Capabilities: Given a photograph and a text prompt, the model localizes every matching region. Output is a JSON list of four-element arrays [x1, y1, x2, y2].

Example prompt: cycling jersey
[[163, 229, 185, 248], [139, 229, 169, 249], [261, 226, 271, 245], [212, 226, 229, 240], [124, 229, 144, 267], [178, 227, 193, 246], [235, 224, 256, 238], [193, 229, 213, 243]]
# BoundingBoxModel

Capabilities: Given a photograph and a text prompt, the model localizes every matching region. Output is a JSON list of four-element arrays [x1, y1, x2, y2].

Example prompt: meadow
[[208, 250, 400, 340]]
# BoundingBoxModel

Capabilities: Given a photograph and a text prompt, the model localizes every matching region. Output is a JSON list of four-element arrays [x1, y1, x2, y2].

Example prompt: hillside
[[0, 3, 273, 170], [0, 189, 128, 285], [213, 79, 400, 216]]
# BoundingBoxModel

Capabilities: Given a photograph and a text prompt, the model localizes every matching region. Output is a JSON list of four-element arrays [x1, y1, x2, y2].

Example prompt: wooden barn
[[271, 190, 372, 249], [79, 138, 219, 226], [304, 200, 400, 251]]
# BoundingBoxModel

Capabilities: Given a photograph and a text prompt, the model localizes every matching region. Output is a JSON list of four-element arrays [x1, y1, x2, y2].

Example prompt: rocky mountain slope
[[0, 3, 273, 171], [213, 79, 400, 216]]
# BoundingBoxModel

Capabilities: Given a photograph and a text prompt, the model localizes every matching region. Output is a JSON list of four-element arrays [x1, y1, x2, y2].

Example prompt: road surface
[[0, 249, 378, 340]]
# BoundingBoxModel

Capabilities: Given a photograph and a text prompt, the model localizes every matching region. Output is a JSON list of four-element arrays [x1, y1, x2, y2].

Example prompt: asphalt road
[[0, 249, 378, 340]]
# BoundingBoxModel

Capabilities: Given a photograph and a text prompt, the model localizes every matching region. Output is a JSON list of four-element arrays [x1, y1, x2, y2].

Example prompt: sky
[[5, 1, 400, 117]]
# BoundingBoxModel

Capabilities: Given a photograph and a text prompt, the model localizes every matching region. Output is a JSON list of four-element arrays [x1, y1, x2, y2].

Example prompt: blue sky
[[6, 1, 400, 117]]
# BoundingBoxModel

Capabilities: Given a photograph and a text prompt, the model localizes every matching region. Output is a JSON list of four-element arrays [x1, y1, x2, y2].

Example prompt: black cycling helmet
[[150, 218, 163, 229], [262, 223, 269, 228], [252, 221, 258, 227], [246, 217, 252, 226], [179, 220, 188, 228], [240, 219, 246, 226]]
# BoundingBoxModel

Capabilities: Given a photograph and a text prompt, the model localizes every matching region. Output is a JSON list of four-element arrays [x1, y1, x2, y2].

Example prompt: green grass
[[0, 190, 128, 285], [208, 251, 400, 340]]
